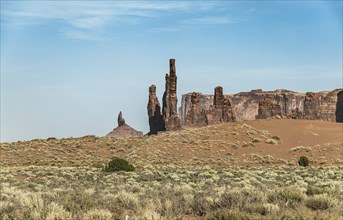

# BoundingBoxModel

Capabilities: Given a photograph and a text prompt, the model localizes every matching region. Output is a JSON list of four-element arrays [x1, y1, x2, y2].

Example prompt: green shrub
[[103, 157, 135, 172], [298, 156, 309, 167], [205, 209, 252, 220]]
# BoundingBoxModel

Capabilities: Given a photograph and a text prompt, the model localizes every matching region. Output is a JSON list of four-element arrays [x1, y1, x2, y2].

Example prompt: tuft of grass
[[290, 146, 312, 152], [265, 139, 277, 145], [268, 187, 304, 208], [83, 208, 113, 220], [116, 191, 139, 211], [205, 209, 252, 220]]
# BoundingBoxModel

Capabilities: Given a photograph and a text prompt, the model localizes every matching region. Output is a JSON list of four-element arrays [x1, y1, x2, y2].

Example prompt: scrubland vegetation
[[1, 165, 343, 219], [1, 120, 342, 219]]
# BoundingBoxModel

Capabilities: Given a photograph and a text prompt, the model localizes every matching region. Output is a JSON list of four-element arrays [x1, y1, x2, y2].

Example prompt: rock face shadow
[[336, 91, 343, 122]]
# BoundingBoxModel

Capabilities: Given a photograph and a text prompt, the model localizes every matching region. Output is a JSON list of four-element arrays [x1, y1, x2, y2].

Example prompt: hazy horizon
[[1, 1, 342, 142]]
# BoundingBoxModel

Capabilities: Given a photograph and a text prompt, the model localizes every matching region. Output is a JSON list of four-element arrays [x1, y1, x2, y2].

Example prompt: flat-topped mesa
[[336, 91, 343, 122], [180, 88, 343, 123], [147, 84, 165, 134], [117, 111, 125, 127], [256, 98, 282, 119], [206, 86, 236, 125], [162, 58, 181, 131]]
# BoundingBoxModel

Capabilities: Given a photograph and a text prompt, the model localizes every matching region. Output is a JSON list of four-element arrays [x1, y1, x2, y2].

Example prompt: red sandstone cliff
[[180, 89, 343, 125]]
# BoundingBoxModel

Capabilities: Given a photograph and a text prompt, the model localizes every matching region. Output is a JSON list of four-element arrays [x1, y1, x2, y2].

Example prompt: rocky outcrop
[[302, 89, 343, 121], [290, 108, 303, 119], [183, 87, 235, 126], [181, 89, 304, 123], [303, 92, 321, 120], [318, 89, 342, 121], [107, 112, 143, 138], [162, 59, 181, 131], [180, 89, 343, 123], [336, 91, 343, 122], [256, 98, 282, 119], [206, 86, 236, 124], [117, 111, 125, 126], [185, 92, 207, 126], [147, 85, 164, 134]]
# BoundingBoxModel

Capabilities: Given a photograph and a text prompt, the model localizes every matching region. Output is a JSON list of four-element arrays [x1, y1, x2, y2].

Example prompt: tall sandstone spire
[[117, 111, 125, 127], [162, 59, 181, 131], [147, 84, 165, 134]]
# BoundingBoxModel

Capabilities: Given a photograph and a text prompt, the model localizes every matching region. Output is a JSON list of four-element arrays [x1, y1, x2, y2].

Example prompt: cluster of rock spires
[[185, 87, 236, 126], [147, 59, 181, 134], [108, 58, 343, 138], [147, 59, 237, 135]]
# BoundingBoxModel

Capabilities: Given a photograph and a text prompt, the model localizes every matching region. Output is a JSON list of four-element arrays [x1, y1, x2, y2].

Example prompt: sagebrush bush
[[298, 156, 309, 167], [116, 191, 139, 210], [103, 157, 135, 172], [83, 208, 112, 220], [46, 202, 73, 220], [306, 186, 328, 196], [305, 194, 333, 211], [245, 203, 279, 216], [2, 166, 343, 220], [192, 194, 214, 216], [217, 190, 244, 209], [268, 187, 304, 208], [205, 209, 252, 220]]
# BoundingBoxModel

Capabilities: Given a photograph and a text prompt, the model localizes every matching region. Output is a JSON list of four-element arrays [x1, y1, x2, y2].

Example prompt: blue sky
[[1, 1, 342, 142]]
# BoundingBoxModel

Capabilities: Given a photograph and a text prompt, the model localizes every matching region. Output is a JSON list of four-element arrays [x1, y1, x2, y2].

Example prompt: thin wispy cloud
[[1, 1, 232, 39]]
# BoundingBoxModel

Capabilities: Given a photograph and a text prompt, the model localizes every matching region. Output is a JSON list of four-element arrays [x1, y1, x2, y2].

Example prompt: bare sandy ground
[[242, 119, 343, 165]]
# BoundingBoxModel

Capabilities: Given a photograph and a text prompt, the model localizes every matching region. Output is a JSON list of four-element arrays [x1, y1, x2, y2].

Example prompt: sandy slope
[[1, 119, 342, 167], [242, 119, 343, 165]]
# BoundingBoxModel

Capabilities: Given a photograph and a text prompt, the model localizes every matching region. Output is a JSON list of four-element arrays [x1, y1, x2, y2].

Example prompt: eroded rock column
[[147, 85, 165, 134], [185, 92, 207, 126], [117, 111, 125, 126], [162, 59, 181, 131], [206, 86, 236, 124]]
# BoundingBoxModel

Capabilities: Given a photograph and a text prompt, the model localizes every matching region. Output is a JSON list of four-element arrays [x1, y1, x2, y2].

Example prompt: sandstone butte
[[110, 58, 343, 137]]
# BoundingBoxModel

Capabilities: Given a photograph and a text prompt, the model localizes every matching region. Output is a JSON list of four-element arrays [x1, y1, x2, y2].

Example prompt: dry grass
[[0, 166, 342, 219], [1, 120, 342, 168]]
